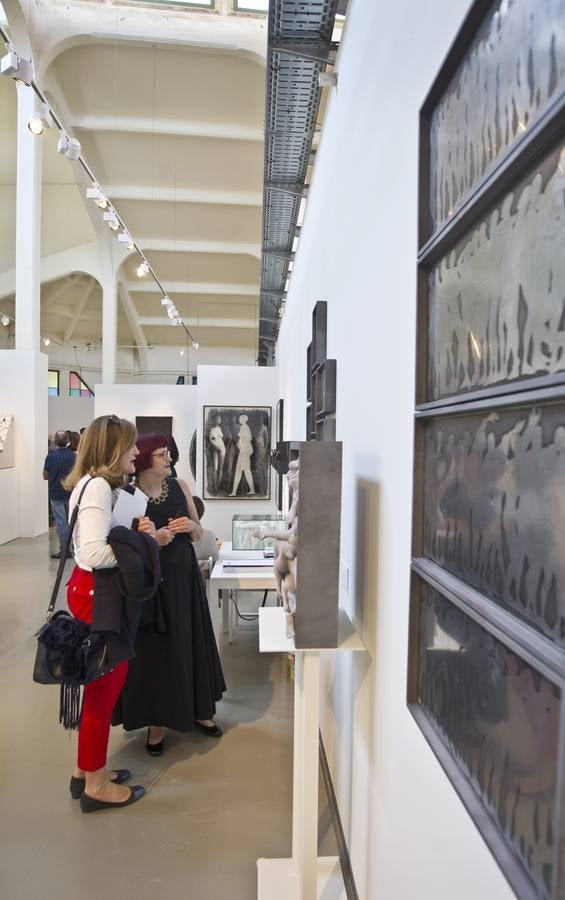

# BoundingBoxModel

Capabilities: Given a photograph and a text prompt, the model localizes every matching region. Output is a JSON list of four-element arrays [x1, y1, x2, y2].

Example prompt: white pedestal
[[257, 607, 364, 900], [257, 857, 345, 900]]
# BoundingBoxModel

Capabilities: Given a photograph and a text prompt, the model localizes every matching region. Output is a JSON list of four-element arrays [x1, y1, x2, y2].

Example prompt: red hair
[[135, 433, 168, 475]]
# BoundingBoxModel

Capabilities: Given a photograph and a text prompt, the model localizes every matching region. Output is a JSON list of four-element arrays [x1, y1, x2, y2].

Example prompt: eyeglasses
[[152, 450, 171, 460]]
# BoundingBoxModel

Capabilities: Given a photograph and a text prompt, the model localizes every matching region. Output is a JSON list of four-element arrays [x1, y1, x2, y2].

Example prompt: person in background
[[167, 434, 179, 478], [191, 496, 219, 563], [43, 430, 76, 559], [67, 431, 80, 451]]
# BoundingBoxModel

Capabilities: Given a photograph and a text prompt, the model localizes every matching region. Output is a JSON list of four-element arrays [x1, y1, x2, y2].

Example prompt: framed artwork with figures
[[203, 406, 271, 500]]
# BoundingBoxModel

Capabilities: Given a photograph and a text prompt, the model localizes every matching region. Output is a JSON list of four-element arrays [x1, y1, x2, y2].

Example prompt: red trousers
[[67, 566, 128, 772]]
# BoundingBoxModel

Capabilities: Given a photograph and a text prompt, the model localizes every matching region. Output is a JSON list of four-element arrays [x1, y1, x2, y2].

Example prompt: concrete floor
[[0, 531, 339, 900]]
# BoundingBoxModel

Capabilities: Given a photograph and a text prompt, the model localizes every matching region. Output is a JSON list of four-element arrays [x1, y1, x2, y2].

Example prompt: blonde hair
[[63, 415, 137, 490]]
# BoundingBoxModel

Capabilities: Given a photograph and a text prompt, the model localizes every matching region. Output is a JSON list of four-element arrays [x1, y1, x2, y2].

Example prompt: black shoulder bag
[[33, 477, 111, 730]]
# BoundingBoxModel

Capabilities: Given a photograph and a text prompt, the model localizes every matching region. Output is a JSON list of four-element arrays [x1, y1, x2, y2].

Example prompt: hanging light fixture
[[86, 185, 108, 210], [57, 131, 81, 160], [28, 102, 53, 136], [1, 315, 10, 327], [192, 340, 199, 350], [42, 336, 50, 346], [0, 51, 33, 86]]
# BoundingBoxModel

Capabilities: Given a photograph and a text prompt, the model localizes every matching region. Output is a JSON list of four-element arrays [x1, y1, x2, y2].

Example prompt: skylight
[[234, 0, 269, 13]]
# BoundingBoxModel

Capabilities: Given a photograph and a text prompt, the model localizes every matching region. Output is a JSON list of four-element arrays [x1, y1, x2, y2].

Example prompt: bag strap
[[46, 476, 95, 617]]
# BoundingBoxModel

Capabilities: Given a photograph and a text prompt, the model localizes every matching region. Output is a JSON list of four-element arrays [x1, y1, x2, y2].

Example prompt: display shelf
[[257, 606, 364, 900]]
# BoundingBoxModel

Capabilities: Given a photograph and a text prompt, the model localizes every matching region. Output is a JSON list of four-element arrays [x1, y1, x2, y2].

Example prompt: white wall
[[48, 396, 95, 434], [0, 350, 48, 537], [276, 1, 515, 898], [94, 383, 197, 493], [196, 364, 278, 539]]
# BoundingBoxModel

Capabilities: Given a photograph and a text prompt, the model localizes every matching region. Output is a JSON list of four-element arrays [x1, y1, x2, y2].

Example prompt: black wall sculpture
[[306, 300, 337, 441], [408, 2, 565, 899]]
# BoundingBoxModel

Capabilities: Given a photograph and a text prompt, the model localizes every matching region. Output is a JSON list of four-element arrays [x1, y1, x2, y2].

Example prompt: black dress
[[113, 477, 226, 731]]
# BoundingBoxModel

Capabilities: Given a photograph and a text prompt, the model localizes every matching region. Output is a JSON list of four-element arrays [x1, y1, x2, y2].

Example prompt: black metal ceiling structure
[[258, 0, 341, 365]]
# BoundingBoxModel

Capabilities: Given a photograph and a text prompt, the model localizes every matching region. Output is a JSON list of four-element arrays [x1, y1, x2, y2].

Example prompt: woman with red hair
[[113, 433, 226, 754]]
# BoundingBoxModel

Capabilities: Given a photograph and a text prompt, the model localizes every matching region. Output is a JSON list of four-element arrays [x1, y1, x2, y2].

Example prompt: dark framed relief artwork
[[408, 2, 565, 899], [203, 406, 271, 500]]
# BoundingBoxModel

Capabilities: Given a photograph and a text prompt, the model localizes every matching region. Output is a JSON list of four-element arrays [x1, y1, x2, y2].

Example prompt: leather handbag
[[33, 477, 111, 728]]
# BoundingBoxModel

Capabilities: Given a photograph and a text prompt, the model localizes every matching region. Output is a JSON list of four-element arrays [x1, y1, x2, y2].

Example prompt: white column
[[15, 84, 42, 351], [101, 262, 117, 383]]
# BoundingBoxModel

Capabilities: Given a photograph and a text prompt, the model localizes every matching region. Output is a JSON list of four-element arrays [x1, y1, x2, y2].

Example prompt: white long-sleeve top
[[69, 474, 119, 571]]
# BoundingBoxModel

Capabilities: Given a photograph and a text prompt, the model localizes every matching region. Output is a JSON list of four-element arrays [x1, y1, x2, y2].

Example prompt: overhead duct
[[258, 0, 340, 365]]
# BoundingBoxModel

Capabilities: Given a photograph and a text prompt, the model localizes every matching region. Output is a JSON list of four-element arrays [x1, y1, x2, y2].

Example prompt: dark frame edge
[[407, 704, 540, 900], [319, 732, 359, 900]]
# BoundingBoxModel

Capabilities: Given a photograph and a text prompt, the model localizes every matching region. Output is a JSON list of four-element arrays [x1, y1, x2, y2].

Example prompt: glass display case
[[232, 513, 286, 551]]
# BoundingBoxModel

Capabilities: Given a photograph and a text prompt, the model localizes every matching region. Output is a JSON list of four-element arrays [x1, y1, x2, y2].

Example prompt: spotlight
[[173, 317, 182, 326], [118, 232, 134, 250], [43, 337, 51, 346], [0, 51, 34, 86], [179, 349, 185, 356], [1, 315, 10, 327], [192, 340, 199, 350], [161, 297, 172, 307], [136, 261, 149, 278], [86, 185, 108, 209], [28, 103, 52, 136], [57, 132, 81, 160], [103, 210, 119, 231]]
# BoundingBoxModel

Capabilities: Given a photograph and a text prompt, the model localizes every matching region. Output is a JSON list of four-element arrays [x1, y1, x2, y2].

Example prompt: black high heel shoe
[[69, 769, 131, 799], [146, 728, 164, 757], [195, 720, 223, 738], [80, 785, 145, 813]]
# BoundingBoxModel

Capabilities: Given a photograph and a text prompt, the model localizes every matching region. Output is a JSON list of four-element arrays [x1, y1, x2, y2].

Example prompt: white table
[[257, 607, 365, 900], [208, 542, 277, 645]]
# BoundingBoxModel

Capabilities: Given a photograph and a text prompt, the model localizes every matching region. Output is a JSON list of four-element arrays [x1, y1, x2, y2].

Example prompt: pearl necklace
[[142, 479, 169, 505]]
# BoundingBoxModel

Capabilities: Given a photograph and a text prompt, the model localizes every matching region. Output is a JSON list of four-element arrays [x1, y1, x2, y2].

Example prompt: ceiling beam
[[118, 283, 149, 371], [109, 185, 262, 207], [127, 281, 259, 296], [134, 239, 260, 259], [138, 316, 257, 330], [42, 274, 84, 310], [71, 115, 263, 144], [64, 280, 96, 342]]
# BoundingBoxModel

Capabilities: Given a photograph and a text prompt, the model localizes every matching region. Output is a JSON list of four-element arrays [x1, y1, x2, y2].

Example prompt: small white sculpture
[[254, 459, 299, 638], [0, 414, 14, 468]]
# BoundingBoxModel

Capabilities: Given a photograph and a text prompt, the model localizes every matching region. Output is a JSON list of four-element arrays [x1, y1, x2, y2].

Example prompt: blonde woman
[[63, 414, 151, 813]]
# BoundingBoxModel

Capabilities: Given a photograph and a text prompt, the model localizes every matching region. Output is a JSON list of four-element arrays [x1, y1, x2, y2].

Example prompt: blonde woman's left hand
[[137, 516, 157, 536]]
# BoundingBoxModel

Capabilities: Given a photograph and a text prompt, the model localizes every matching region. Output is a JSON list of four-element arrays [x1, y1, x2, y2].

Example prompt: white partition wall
[[0, 350, 48, 538], [95, 383, 197, 492], [275, 1, 516, 898], [196, 365, 278, 540]]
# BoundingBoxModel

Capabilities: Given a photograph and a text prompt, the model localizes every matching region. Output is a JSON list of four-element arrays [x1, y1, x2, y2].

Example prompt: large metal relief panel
[[428, 142, 565, 401], [429, 0, 565, 233], [417, 582, 560, 899], [423, 402, 565, 645]]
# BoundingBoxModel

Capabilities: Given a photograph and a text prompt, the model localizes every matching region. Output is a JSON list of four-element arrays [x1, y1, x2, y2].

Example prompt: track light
[[192, 340, 199, 350], [86, 185, 108, 209], [43, 337, 50, 346], [180, 349, 185, 356], [161, 297, 172, 307], [57, 132, 81, 160], [0, 51, 34, 86], [118, 232, 134, 250], [1, 315, 10, 327], [28, 103, 53, 136], [137, 261, 149, 278], [173, 317, 182, 326], [103, 210, 120, 231]]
